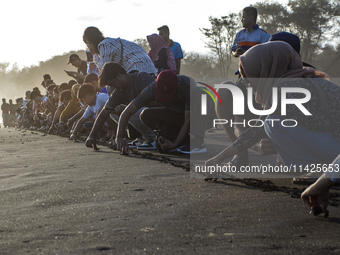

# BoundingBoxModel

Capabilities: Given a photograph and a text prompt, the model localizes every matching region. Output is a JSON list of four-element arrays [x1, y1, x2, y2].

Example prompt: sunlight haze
[[1, 0, 287, 69]]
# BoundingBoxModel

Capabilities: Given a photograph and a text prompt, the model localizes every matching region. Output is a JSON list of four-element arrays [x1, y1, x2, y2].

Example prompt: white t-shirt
[[82, 93, 109, 119]]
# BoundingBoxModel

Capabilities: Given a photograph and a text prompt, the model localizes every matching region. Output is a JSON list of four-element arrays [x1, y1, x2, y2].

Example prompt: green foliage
[[133, 38, 150, 52], [200, 14, 240, 78]]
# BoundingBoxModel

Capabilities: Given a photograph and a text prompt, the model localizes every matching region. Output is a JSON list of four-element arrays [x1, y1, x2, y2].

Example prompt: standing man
[[231, 6, 270, 58], [65, 54, 87, 84], [216, 6, 272, 170], [158, 25, 183, 74]]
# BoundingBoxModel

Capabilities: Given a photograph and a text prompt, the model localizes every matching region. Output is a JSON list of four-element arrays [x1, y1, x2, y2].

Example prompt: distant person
[[65, 54, 87, 84], [23, 91, 31, 108], [147, 34, 176, 74], [41, 74, 52, 88], [157, 25, 183, 74], [85, 50, 100, 76], [9, 99, 17, 119], [83, 26, 157, 75], [1, 98, 11, 127], [59, 86, 81, 124], [84, 73, 108, 94], [231, 6, 270, 58], [68, 80, 78, 90], [30, 90, 48, 105]]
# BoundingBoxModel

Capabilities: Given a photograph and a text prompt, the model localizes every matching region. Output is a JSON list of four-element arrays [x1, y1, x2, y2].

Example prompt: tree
[[133, 38, 150, 53], [253, 2, 290, 35], [181, 51, 220, 82], [200, 14, 240, 79], [286, 0, 340, 63]]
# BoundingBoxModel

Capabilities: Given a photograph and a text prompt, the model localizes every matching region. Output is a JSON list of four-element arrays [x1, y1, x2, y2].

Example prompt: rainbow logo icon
[[197, 82, 222, 106]]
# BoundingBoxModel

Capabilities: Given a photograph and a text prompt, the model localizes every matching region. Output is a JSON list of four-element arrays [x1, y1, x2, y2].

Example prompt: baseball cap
[[154, 70, 178, 103], [269, 32, 301, 55], [68, 54, 80, 64], [269, 32, 315, 68]]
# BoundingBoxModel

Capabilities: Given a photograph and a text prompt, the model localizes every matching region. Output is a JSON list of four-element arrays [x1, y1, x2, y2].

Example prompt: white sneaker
[[179, 144, 207, 154], [137, 141, 156, 150], [128, 138, 143, 148]]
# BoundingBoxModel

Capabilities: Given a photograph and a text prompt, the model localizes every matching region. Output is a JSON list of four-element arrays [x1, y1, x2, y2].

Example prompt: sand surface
[[0, 128, 340, 254]]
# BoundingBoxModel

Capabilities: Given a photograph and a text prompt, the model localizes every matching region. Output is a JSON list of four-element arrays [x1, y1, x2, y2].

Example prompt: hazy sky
[[1, 0, 287, 69]]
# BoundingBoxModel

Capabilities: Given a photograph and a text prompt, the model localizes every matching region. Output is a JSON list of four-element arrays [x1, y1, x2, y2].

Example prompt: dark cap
[[68, 54, 80, 64], [154, 70, 178, 103], [269, 32, 301, 55]]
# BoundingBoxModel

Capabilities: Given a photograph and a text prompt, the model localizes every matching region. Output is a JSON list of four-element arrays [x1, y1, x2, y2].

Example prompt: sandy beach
[[0, 127, 340, 254]]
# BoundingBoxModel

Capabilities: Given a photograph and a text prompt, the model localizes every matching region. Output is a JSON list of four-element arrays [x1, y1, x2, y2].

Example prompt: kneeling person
[[70, 84, 110, 141], [116, 70, 213, 154], [85, 62, 157, 150]]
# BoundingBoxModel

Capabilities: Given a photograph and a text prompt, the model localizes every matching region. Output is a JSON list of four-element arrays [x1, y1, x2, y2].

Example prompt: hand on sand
[[204, 157, 221, 180], [301, 174, 334, 217], [66, 120, 72, 129], [85, 136, 99, 151], [158, 137, 175, 151], [69, 133, 77, 142], [116, 137, 128, 155], [253, 138, 277, 155]]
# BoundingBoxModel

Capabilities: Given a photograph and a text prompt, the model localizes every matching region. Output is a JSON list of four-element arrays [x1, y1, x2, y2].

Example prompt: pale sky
[[1, 0, 287, 69]]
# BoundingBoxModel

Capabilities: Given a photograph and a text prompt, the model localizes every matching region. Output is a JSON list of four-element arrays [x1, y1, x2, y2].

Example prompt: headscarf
[[239, 41, 321, 109], [147, 34, 177, 72]]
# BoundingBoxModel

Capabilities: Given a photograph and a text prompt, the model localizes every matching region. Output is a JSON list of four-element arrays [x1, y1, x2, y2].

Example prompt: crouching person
[[85, 62, 157, 150], [70, 84, 112, 142], [116, 69, 214, 155]]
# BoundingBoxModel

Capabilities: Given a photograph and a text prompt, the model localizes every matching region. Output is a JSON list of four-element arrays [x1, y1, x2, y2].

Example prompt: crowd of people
[[2, 7, 340, 217]]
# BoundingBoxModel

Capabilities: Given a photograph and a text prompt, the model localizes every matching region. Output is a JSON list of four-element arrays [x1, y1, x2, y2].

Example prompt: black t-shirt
[[132, 75, 193, 113], [77, 60, 88, 84], [104, 72, 155, 111], [154, 48, 169, 73], [1, 103, 10, 114]]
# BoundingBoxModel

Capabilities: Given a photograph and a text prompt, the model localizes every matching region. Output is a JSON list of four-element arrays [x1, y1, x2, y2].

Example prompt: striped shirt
[[94, 37, 157, 75], [231, 25, 270, 53]]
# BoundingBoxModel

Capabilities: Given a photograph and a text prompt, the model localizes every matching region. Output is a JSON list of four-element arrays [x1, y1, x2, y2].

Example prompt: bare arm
[[70, 117, 87, 139], [68, 108, 85, 128], [175, 58, 181, 74], [115, 102, 139, 154], [88, 108, 112, 139]]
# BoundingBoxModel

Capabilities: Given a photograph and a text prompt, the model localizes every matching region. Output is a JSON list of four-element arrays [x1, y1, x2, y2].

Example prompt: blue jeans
[[264, 116, 340, 167]]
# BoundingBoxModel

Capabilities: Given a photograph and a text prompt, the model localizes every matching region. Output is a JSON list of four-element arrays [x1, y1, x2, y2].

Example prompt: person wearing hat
[[65, 54, 88, 84], [115, 69, 213, 155], [269, 31, 331, 80]]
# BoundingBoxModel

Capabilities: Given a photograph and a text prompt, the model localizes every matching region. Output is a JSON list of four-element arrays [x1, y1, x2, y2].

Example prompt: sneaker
[[137, 141, 156, 150], [128, 138, 143, 148], [178, 144, 207, 154]]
